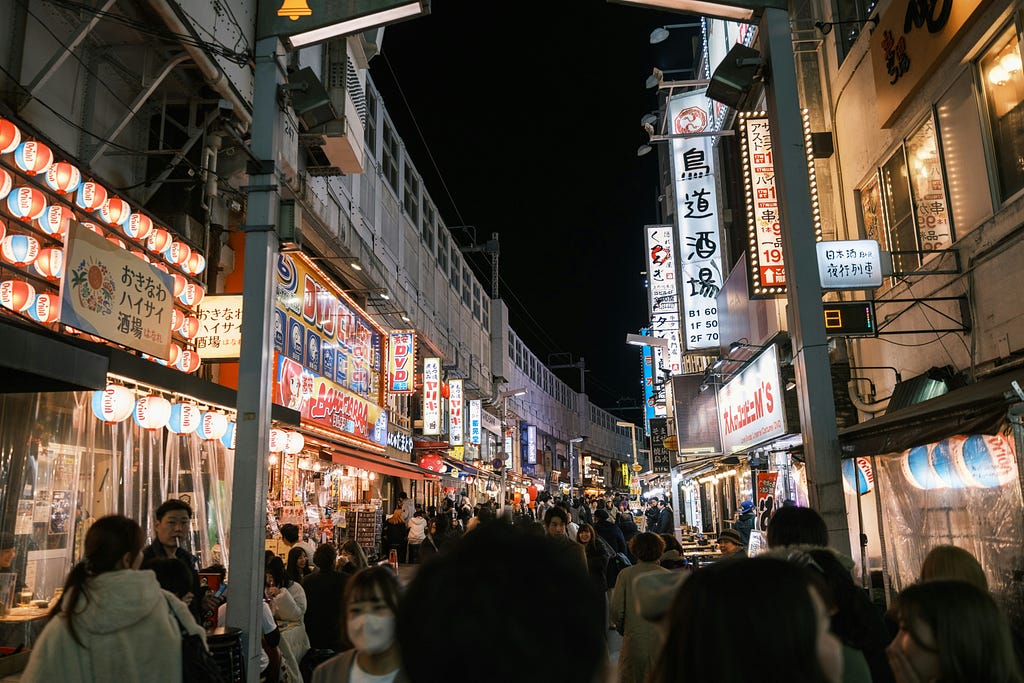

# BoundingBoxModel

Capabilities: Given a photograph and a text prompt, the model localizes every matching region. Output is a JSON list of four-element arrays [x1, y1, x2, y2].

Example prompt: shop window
[[858, 175, 887, 252], [881, 148, 919, 275], [403, 166, 420, 223], [905, 117, 953, 252], [382, 123, 399, 194], [980, 26, 1024, 201], [936, 69, 994, 231]]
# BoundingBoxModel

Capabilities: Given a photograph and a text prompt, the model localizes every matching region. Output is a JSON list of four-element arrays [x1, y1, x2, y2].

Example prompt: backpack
[[605, 551, 632, 589]]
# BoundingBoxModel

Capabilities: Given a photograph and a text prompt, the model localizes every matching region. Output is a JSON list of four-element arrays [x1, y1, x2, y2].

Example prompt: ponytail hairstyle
[[52, 515, 145, 646]]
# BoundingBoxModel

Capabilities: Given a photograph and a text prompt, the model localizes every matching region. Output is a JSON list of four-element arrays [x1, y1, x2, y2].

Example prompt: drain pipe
[[847, 379, 891, 415], [147, 0, 252, 129]]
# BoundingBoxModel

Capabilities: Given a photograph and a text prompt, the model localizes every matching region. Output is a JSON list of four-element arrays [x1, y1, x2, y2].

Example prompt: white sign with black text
[[816, 240, 883, 289]]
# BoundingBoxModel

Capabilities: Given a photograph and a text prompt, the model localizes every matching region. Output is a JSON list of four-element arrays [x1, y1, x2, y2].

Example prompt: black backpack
[[605, 552, 632, 589]]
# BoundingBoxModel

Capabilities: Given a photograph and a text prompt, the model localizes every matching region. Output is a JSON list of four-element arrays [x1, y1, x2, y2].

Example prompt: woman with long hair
[[887, 579, 1023, 683], [266, 554, 307, 621], [650, 556, 842, 683], [311, 565, 409, 682], [576, 523, 615, 595], [286, 545, 313, 584], [22, 515, 207, 682], [339, 539, 369, 577]]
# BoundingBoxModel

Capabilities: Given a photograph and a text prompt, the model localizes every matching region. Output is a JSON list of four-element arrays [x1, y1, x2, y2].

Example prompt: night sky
[[369, 0, 700, 414]]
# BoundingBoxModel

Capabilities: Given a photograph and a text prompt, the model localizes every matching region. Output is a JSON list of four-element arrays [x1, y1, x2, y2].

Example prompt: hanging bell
[[277, 0, 312, 20]]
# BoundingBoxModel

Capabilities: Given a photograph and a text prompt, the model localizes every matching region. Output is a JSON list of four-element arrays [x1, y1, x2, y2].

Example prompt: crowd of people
[[14, 491, 1024, 683]]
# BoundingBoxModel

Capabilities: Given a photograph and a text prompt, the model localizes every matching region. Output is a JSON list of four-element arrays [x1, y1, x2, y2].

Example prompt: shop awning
[[0, 317, 107, 392], [838, 366, 1024, 459], [330, 449, 438, 481]]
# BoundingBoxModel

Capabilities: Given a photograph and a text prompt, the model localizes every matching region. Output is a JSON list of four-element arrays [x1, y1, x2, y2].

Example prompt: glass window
[[937, 69, 994, 231], [364, 88, 377, 157], [834, 0, 879, 64], [880, 148, 919, 274], [437, 228, 448, 274], [980, 26, 1024, 201], [403, 166, 420, 223], [905, 117, 953, 252], [450, 248, 460, 290], [462, 267, 472, 307], [382, 124, 399, 193], [422, 204, 435, 251], [858, 174, 887, 251], [482, 297, 489, 329]]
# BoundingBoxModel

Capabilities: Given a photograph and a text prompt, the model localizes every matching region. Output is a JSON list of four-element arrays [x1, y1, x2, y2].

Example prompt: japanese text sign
[[469, 399, 481, 445], [195, 295, 244, 359], [645, 225, 683, 374], [718, 345, 786, 453], [669, 89, 724, 351], [60, 220, 174, 359], [448, 378, 464, 446], [755, 471, 779, 531], [741, 114, 787, 295], [388, 330, 416, 394], [422, 357, 440, 435], [650, 418, 672, 473], [816, 240, 883, 289]]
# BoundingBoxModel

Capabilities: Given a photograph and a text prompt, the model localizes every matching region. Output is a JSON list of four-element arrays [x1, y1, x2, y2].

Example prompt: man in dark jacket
[[302, 544, 350, 651], [734, 499, 756, 544], [593, 509, 628, 556], [644, 499, 660, 533], [655, 499, 674, 535], [142, 498, 218, 620]]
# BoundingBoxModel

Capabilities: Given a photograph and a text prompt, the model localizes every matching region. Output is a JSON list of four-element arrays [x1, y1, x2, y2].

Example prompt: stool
[[207, 626, 245, 683]]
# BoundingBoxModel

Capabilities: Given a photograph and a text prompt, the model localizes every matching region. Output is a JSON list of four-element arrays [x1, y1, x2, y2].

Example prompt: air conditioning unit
[[309, 39, 366, 175]]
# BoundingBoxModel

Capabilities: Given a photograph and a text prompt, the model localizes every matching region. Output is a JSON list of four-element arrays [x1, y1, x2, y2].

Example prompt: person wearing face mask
[[312, 565, 409, 683]]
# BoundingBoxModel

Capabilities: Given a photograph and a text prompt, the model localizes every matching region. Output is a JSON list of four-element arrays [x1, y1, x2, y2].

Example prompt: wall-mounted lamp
[[813, 17, 878, 35], [649, 22, 703, 44], [308, 255, 363, 271]]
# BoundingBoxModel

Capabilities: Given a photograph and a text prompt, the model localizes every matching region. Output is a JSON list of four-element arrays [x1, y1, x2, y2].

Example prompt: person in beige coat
[[611, 532, 669, 683]]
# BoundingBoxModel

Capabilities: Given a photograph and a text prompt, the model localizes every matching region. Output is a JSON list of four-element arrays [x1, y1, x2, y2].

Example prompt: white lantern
[[133, 395, 172, 430], [91, 384, 134, 423], [198, 412, 229, 441], [269, 428, 288, 452], [168, 402, 201, 434], [284, 431, 305, 455]]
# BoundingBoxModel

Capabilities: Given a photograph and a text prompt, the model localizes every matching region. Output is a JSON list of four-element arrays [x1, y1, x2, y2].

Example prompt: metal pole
[[227, 36, 282, 682], [762, 7, 851, 556], [499, 395, 508, 514]]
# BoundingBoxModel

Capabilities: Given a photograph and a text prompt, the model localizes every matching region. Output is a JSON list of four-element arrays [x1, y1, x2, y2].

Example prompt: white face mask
[[348, 613, 395, 654]]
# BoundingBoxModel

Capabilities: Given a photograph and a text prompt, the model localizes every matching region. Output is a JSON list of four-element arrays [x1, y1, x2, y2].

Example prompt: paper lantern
[[28, 292, 60, 323], [0, 280, 35, 312], [184, 252, 206, 276], [178, 281, 204, 307], [158, 342, 181, 367], [81, 221, 104, 236], [167, 402, 201, 433], [37, 204, 71, 237], [198, 412, 229, 441], [124, 212, 153, 241], [75, 181, 107, 211], [930, 438, 967, 489], [0, 168, 10, 201], [172, 273, 186, 297], [285, 431, 305, 454], [105, 235, 126, 250], [91, 384, 134, 423], [171, 308, 185, 331], [178, 315, 199, 340], [221, 421, 237, 450], [33, 248, 64, 279], [957, 434, 1017, 489], [151, 261, 169, 274], [130, 249, 150, 263], [1, 234, 39, 267], [419, 453, 445, 473], [841, 457, 874, 495], [146, 227, 171, 254], [45, 162, 81, 194], [269, 428, 288, 452], [6, 186, 47, 221], [98, 197, 131, 227], [176, 348, 201, 373], [440, 382, 450, 399], [902, 445, 945, 490], [0, 119, 21, 155], [164, 240, 190, 266], [13, 141, 53, 176], [133, 395, 172, 430]]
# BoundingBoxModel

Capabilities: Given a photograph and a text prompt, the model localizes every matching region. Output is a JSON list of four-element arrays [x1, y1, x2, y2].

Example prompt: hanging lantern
[[159, 342, 182, 367], [0, 280, 35, 312], [221, 421, 236, 449], [33, 248, 64, 279], [177, 315, 200, 340], [81, 221, 104, 236], [37, 204, 71, 238], [97, 197, 131, 227], [130, 249, 150, 263], [178, 281, 205, 307], [198, 412, 229, 441], [176, 348, 201, 373], [146, 227, 171, 255], [0, 168, 11, 201], [164, 240, 191, 266], [167, 402, 202, 433], [418, 453, 446, 473], [440, 382, 450, 399], [171, 308, 185, 331], [28, 292, 60, 323], [184, 251, 206, 276], [105, 235, 127, 250], [124, 212, 153, 241], [1, 234, 39, 267], [6, 186, 47, 221], [284, 431, 305, 454], [45, 162, 81, 194], [269, 428, 288, 452], [75, 181, 107, 211], [133, 395, 172, 431], [172, 273, 186, 298], [90, 384, 134, 423], [151, 261, 169, 274], [13, 141, 53, 176], [0, 118, 21, 155]]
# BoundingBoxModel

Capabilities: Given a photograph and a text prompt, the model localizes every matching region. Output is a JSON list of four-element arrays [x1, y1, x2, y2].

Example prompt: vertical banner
[[422, 357, 440, 435], [448, 379, 464, 446], [469, 399, 481, 445], [755, 471, 779, 531], [526, 425, 537, 465], [645, 225, 683, 374], [669, 89, 724, 352], [740, 113, 786, 296], [642, 340, 667, 421], [650, 418, 671, 473], [388, 330, 416, 394]]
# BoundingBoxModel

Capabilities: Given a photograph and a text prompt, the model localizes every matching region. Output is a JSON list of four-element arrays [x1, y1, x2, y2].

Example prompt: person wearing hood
[[734, 499, 756, 545], [23, 514, 207, 683], [405, 509, 428, 563]]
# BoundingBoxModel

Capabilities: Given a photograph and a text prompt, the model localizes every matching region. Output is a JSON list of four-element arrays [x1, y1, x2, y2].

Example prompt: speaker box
[[706, 44, 762, 110]]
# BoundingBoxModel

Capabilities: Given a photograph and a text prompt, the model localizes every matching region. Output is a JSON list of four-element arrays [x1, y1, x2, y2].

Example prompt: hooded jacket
[[22, 568, 206, 683]]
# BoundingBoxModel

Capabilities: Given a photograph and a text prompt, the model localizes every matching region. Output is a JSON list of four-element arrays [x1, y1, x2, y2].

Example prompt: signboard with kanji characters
[[195, 295, 243, 359], [448, 378, 464, 446], [387, 330, 416, 394], [60, 220, 174, 358], [422, 357, 441, 435], [816, 240, 883, 289], [741, 114, 786, 295], [645, 225, 683, 375]]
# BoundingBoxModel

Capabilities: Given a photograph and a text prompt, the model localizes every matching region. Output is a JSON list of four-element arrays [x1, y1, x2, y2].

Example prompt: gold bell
[[277, 0, 312, 21]]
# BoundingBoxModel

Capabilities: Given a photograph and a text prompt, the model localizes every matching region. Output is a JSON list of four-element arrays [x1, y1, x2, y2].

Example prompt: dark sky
[[369, 0, 699, 414]]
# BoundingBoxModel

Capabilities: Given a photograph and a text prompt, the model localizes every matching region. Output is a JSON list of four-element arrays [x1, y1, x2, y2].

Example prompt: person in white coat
[[22, 514, 207, 683]]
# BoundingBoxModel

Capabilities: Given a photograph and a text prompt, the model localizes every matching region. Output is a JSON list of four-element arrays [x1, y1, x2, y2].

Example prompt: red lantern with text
[[176, 348, 201, 373], [124, 212, 153, 241], [14, 141, 53, 176], [185, 252, 206, 276], [28, 292, 59, 323], [0, 168, 11, 202], [0, 119, 21, 155], [165, 240, 190, 266], [1, 234, 40, 267], [75, 181, 107, 212], [179, 281, 204, 307], [178, 315, 199, 340], [38, 205, 71, 238], [419, 453, 446, 473], [33, 248, 64, 279], [147, 227, 171, 255], [98, 197, 131, 227], [0, 280, 35, 312], [172, 273, 186, 298], [6, 186, 47, 221], [45, 162, 81, 194], [171, 308, 185, 332]]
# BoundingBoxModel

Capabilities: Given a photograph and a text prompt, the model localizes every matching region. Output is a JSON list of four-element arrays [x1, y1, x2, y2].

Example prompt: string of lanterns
[[0, 117, 208, 373]]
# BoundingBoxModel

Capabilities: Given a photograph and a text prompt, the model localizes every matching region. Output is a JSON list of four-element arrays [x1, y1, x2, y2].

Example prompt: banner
[[388, 330, 415, 394], [649, 418, 672, 473], [448, 379, 464, 446], [718, 345, 785, 453], [60, 221, 174, 358], [740, 114, 786, 294], [755, 471, 779, 531], [645, 225, 683, 374], [469, 399, 481, 445], [422, 358, 440, 435], [195, 295, 244, 359]]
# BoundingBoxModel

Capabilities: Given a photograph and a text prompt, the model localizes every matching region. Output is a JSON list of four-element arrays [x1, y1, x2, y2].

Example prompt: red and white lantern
[[178, 281, 205, 307], [91, 384, 134, 423], [184, 251, 206, 276], [198, 412, 229, 441], [28, 292, 60, 323], [168, 402, 201, 433], [171, 308, 185, 332], [176, 348, 201, 373], [45, 162, 81, 194], [124, 212, 153, 241], [37, 204, 72, 238], [177, 315, 200, 340], [98, 197, 131, 227], [105, 235, 127, 250], [133, 395, 172, 431], [269, 428, 289, 452], [1, 234, 40, 267], [146, 227, 171, 254], [164, 240, 190, 267], [130, 249, 150, 263], [33, 248, 64, 279], [0, 168, 11, 201], [285, 431, 305, 455], [0, 280, 36, 312], [151, 261, 169, 274], [13, 141, 53, 176], [0, 119, 21, 155], [172, 273, 186, 298], [75, 181, 107, 212], [6, 186, 47, 221]]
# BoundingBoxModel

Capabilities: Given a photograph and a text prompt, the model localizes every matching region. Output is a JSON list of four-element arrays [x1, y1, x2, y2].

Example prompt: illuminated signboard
[[816, 240, 883, 289], [823, 301, 876, 337], [469, 399, 481, 445], [195, 295, 244, 359], [740, 114, 786, 295], [422, 357, 440, 435], [448, 378, 463, 446], [645, 225, 683, 374], [718, 345, 785, 454], [388, 330, 416, 394]]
